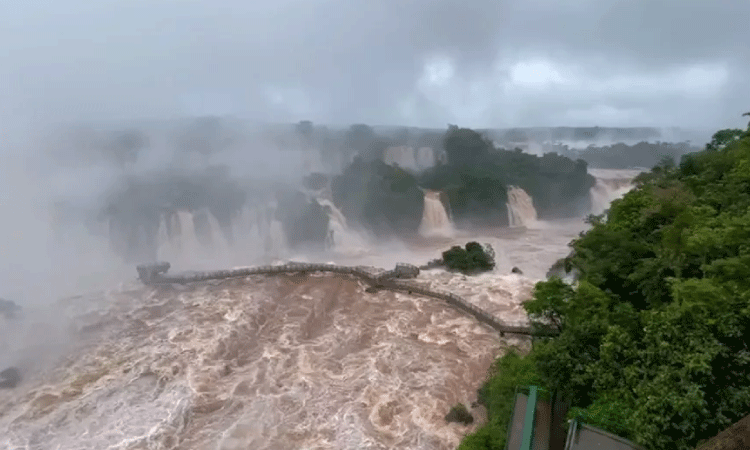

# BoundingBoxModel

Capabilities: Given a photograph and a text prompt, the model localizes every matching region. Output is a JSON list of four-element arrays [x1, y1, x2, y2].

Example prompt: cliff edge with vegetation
[[459, 114, 750, 450]]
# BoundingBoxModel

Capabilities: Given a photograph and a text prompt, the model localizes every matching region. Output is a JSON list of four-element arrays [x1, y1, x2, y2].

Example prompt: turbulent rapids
[[0, 267, 538, 449]]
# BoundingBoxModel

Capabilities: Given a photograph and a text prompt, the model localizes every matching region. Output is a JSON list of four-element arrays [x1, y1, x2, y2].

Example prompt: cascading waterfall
[[266, 219, 288, 259], [418, 190, 454, 238], [157, 215, 172, 258], [202, 209, 230, 253], [157, 211, 200, 262], [232, 205, 263, 250], [506, 186, 538, 228], [416, 147, 436, 171], [155, 209, 232, 264], [316, 198, 367, 253], [588, 169, 640, 215], [383, 146, 419, 172]]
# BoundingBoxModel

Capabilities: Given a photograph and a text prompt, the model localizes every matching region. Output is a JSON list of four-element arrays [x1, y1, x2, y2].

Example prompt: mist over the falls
[[1, 0, 747, 445]]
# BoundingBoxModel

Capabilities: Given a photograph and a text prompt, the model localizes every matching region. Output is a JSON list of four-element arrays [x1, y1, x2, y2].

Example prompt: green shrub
[[459, 350, 544, 450]]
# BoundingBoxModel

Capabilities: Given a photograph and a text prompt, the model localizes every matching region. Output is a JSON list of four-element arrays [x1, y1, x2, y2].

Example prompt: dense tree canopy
[[443, 127, 494, 166], [460, 117, 750, 450], [330, 125, 595, 235], [331, 157, 424, 236], [441, 242, 496, 274], [421, 127, 594, 226], [562, 141, 702, 169]]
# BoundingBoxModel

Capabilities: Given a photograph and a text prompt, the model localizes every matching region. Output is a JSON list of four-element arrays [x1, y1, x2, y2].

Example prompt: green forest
[[331, 126, 594, 235], [459, 115, 750, 450], [561, 141, 702, 170]]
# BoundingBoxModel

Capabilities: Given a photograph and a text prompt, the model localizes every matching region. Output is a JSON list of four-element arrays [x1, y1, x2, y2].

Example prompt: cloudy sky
[[1, 0, 749, 131]]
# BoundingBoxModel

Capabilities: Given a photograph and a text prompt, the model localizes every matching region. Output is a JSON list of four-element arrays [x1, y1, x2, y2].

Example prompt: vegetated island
[[419, 242, 497, 275]]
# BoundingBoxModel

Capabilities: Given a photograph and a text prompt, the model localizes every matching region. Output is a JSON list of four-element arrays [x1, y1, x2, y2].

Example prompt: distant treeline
[[68, 118, 685, 172], [559, 141, 703, 170], [486, 126, 665, 143]]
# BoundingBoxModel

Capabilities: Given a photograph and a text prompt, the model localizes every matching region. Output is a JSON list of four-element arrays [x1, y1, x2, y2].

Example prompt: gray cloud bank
[[2, 0, 749, 133]]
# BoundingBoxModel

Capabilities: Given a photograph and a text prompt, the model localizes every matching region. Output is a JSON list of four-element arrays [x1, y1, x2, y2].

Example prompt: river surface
[[0, 214, 594, 450]]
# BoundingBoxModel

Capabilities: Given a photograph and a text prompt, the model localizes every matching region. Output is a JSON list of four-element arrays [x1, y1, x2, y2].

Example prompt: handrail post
[[521, 385, 538, 450]]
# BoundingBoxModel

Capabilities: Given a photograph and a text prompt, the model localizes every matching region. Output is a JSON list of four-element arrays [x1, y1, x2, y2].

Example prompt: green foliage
[[536, 123, 750, 448], [421, 128, 594, 225], [444, 127, 494, 166], [330, 125, 593, 234], [332, 158, 423, 236], [705, 128, 745, 152], [441, 242, 496, 274], [344, 123, 376, 157], [276, 190, 330, 249], [458, 351, 544, 450], [561, 141, 701, 170], [461, 116, 750, 450]]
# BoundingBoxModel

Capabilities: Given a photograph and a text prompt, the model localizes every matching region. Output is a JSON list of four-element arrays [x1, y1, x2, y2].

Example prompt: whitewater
[[0, 170, 634, 450]]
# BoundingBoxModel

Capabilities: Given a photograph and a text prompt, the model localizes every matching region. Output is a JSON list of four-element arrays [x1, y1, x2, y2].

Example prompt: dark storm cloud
[[1, 0, 748, 130]]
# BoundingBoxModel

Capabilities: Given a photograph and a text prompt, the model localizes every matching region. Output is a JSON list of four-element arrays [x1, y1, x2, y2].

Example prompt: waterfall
[[157, 209, 230, 263], [416, 147, 436, 171], [588, 169, 642, 215], [200, 209, 230, 253], [316, 198, 367, 253], [418, 190, 454, 238], [156, 211, 202, 262], [383, 146, 419, 172], [232, 205, 261, 246], [506, 186, 538, 228], [266, 219, 288, 259], [157, 215, 172, 257]]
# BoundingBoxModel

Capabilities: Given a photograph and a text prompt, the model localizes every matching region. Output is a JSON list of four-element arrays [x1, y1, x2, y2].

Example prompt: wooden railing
[[136, 261, 559, 337]]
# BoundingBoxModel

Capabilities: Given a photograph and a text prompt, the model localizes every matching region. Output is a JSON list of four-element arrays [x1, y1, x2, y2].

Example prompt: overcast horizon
[[2, 0, 749, 134]]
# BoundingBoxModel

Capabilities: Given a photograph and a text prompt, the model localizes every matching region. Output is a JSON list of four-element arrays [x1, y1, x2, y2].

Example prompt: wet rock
[[418, 259, 444, 270], [0, 367, 22, 389], [511, 267, 523, 274], [445, 403, 474, 425], [136, 261, 171, 284], [394, 263, 420, 279], [0, 298, 22, 320]]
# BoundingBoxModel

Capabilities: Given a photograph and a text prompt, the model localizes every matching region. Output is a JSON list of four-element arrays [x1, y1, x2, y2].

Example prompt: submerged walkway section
[[136, 261, 558, 337]]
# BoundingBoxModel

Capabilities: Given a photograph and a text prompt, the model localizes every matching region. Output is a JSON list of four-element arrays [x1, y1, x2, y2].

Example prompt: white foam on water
[[1, 211, 589, 449]]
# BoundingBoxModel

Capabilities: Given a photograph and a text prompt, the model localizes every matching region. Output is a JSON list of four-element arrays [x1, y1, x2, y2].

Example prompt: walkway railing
[[135, 261, 559, 337]]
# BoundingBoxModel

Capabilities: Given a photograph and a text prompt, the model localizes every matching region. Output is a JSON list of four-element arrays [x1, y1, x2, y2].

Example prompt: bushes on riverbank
[[460, 118, 750, 450], [458, 351, 544, 450]]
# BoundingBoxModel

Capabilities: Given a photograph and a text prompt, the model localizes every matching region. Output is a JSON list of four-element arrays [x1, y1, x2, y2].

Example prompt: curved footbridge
[[136, 261, 559, 337]]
